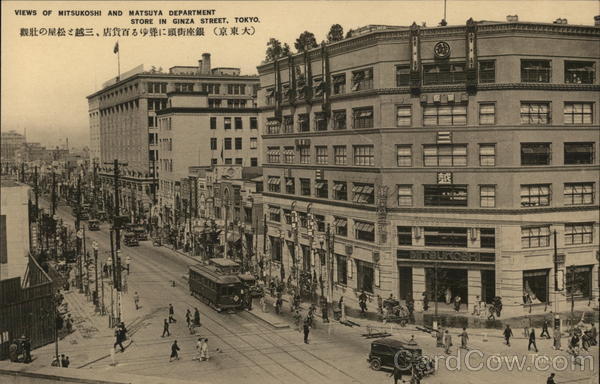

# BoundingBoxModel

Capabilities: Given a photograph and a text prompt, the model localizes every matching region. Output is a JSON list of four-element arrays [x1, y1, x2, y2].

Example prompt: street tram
[[188, 258, 246, 312]]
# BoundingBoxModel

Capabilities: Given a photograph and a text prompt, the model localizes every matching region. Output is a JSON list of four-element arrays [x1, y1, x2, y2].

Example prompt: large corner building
[[257, 17, 600, 316]]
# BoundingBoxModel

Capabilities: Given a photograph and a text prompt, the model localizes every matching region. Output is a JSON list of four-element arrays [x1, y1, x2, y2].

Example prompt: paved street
[[30, 198, 598, 384]]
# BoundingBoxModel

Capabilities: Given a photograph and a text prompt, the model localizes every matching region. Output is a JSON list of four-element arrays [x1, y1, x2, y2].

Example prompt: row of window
[[208, 99, 252, 109], [397, 227, 496, 248], [265, 142, 596, 167], [266, 177, 595, 208], [209, 137, 258, 151], [265, 102, 593, 134], [266, 60, 595, 104], [210, 116, 258, 130], [522, 223, 594, 248]]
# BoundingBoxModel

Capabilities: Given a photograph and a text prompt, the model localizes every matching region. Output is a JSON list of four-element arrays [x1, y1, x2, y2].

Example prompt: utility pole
[[76, 175, 83, 293], [83, 226, 88, 296], [51, 170, 57, 216], [434, 262, 439, 324], [224, 190, 229, 259], [93, 241, 99, 312], [93, 161, 98, 218], [34, 166, 39, 219], [553, 229, 562, 341], [109, 229, 116, 327]]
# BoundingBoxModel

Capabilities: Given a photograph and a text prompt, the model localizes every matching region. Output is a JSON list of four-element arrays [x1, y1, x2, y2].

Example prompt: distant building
[[88, 53, 260, 222], [0, 180, 30, 280], [0, 130, 25, 163]]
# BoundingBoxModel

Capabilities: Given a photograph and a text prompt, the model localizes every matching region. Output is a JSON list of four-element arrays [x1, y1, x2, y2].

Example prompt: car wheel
[[369, 358, 382, 371]]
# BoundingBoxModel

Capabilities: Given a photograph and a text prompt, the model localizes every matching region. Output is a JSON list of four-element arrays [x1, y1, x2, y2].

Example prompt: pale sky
[[1, 0, 598, 148]]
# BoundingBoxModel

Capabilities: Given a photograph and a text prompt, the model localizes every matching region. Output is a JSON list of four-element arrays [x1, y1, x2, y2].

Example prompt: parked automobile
[[123, 232, 139, 246]]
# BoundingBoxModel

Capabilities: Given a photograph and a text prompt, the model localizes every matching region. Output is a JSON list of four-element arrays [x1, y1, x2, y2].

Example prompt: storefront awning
[[286, 178, 294, 186], [333, 218, 347, 227], [333, 183, 346, 191], [268, 206, 280, 214], [355, 222, 374, 232], [268, 177, 280, 185]]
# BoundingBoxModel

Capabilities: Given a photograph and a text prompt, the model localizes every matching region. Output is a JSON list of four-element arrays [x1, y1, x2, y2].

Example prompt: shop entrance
[[481, 270, 495, 303], [425, 268, 468, 305], [399, 267, 413, 300]]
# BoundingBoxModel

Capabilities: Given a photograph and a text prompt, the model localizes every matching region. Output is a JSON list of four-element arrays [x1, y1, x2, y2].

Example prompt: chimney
[[202, 53, 211, 75], [595, 15, 600, 26], [506, 15, 518, 22], [553, 18, 568, 24], [198, 59, 203, 74]]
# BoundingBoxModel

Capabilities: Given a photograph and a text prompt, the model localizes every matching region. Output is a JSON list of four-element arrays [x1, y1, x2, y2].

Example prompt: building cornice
[[257, 22, 600, 75], [156, 107, 259, 116]]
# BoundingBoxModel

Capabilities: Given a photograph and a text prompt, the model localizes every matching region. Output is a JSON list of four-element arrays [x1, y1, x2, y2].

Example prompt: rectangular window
[[351, 68, 373, 91], [315, 180, 328, 198], [224, 117, 232, 130], [424, 184, 468, 207], [479, 144, 496, 166], [479, 60, 495, 83], [283, 115, 294, 133], [396, 65, 410, 86], [211, 158, 218, 165], [333, 181, 347, 201], [314, 214, 326, 232], [266, 119, 280, 134], [564, 102, 593, 124], [480, 185, 496, 208], [313, 77, 324, 98], [334, 217, 348, 237], [521, 60, 551, 82], [566, 265, 593, 299], [315, 112, 327, 131], [480, 228, 495, 249], [315, 146, 328, 165], [268, 205, 281, 222], [423, 144, 467, 166], [565, 223, 593, 245], [210, 138, 217, 150], [270, 236, 282, 262], [283, 209, 292, 225], [396, 106, 412, 126], [285, 177, 295, 194], [283, 146, 295, 163], [298, 114, 310, 132], [234, 117, 243, 130], [300, 178, 311, 196], [523, 269, 549, 303], [356, 260, 374, 293], [267, 176, 281, 193], [397, 226, 412, 245], [235, 158, 243, 165], [424, 104, 467, 126], [210, 117, 217, 129], [224, 138, 232, 150], [564, 61, 595, 84], [334, 146, 347, 165], [250, 137, 258, 149], [424, 227, 468, 247], [521, 226, 550, 248], [397, 185, 413, 206], [423, 62, 466, 85], [332, 73, 346, 94], [148, 116, 155, 127], [564, 142, 594, 164], [333, 110, 347, 130], [355, 221, 375, 242], [250, 157, 258, 167], [265, 88, 275, 105], [396, 145, 412, 167], [266, 146, 280, 163], [353, 107, 374, 129], [250, 117, 258, 129], [520, 102, 550, 125], [235, 137, 242, 150], [353, 145, 375, 166], [521, 184, 551, 207], [336, 254, 348, 284], [299, 146, 310, 164], [521, 143, 551, 165], [564, 183, 595, 205], [224, 158, 232, 165], [352, 183, 375, 204], [479, 103, 495, 125]]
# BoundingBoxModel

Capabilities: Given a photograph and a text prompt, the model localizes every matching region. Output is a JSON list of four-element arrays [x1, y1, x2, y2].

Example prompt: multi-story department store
[[257, 18, 600, 316]]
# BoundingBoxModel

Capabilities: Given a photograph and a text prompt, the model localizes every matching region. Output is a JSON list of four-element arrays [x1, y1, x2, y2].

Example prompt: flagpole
[[117, 41, 121, 81]]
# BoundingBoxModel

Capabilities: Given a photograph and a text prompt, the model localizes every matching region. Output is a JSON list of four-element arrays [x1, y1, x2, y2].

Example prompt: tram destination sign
[[397, 250, 495, 263]]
